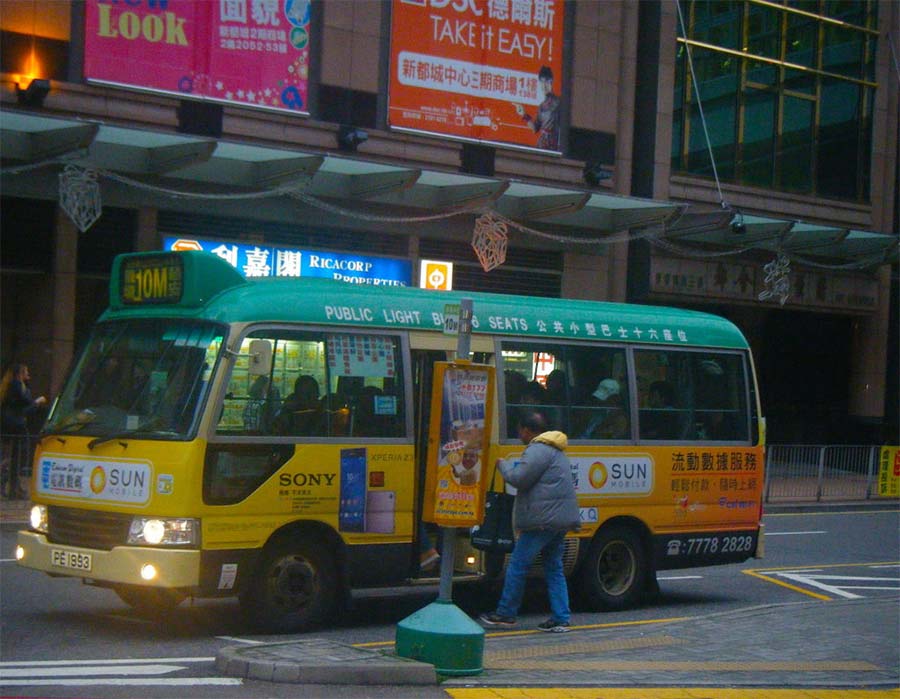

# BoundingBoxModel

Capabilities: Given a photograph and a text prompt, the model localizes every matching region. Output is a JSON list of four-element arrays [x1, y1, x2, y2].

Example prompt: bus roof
[[106, 250, 750, 350]]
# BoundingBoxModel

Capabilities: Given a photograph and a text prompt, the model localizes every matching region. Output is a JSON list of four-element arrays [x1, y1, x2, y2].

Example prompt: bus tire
[[241, 537, 337, 633], [114, 585, 185, 615], [578, 524, 647, 611]]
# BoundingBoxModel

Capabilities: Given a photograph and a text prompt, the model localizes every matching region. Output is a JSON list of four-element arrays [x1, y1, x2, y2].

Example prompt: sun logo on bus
[[89, 466, 106, 494], [588, 461, 608, 490]]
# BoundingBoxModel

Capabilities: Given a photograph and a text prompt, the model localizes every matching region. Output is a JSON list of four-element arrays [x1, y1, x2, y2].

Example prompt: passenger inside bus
[[580, 378, 629, 439], [640, 380, 679, 439], [274, 375, 321, 435], [243, 375, 280, 434]]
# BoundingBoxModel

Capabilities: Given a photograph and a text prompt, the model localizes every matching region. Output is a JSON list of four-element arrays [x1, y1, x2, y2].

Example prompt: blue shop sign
[[163, 236, 411, 287]]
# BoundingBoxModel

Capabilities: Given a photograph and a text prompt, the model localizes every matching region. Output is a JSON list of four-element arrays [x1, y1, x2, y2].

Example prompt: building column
[[848, 265, 891, 420], [562, 251, 608, 300], [135, 207, 158, 251], [50, 208, 78, 397]]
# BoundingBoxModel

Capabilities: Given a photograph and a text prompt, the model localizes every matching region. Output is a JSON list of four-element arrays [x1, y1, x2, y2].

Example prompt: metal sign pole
[[396, 298, 484, 677], [437, 298, 472, 603]]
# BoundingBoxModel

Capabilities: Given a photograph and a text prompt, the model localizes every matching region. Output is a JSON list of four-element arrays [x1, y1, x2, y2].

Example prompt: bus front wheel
[[242, 538, 337, 633], [579, 524, 647, 611], [114, 585, 185, 615]]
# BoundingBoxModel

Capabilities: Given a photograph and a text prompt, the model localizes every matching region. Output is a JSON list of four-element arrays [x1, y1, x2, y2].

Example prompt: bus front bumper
[[15, 530, 201, 588]]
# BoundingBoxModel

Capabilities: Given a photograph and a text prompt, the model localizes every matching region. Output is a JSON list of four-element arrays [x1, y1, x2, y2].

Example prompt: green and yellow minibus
[[17, 250, 765, 632]]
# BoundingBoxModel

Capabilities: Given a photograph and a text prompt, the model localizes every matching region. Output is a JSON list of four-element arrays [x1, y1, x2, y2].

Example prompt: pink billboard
[[84, 0, 311, 113]]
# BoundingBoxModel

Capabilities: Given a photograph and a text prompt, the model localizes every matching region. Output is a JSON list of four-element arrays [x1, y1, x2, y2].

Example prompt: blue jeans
[[496, 529, 570, 623]]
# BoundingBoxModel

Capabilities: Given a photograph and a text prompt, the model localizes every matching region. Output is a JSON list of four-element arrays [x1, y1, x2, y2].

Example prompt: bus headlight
[[30, 505, 48, 533], [127, 517, 199, 546]]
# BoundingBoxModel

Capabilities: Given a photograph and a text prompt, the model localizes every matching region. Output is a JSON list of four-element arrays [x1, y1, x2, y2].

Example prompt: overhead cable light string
[[675, 0, 729, 212]]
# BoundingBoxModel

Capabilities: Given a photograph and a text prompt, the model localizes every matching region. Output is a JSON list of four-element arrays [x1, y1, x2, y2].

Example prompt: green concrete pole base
[[395, 599, 484, 676]]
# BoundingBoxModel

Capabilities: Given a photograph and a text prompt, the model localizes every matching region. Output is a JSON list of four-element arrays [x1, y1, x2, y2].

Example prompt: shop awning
[[1, 110, 896, 267]]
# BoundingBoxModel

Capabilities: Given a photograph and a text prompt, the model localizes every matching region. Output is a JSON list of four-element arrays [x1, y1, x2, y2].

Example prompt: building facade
[[1, 0, 898, 443]]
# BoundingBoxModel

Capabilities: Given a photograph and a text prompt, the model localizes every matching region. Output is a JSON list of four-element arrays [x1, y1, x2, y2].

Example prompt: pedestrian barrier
[[765, 444, 886, 503], [0, 431, 37, 500]]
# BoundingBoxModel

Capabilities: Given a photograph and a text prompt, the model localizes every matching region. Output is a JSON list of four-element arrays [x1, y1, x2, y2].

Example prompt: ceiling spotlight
[[731, 211, 746, 235], [337, 125, 368, 152], [16, 78, 51, 107]]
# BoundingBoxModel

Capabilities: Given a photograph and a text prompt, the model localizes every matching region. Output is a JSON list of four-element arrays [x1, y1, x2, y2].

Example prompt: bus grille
[[47, 506, 131, 551]]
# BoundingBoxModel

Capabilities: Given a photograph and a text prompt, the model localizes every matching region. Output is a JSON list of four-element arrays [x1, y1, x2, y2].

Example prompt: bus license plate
[[51, 549, 92, 572]]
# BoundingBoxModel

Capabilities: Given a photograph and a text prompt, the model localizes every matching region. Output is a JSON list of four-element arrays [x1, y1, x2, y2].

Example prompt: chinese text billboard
[[84, 0, 312, 113], [163, 235, 412, 285], [423, 361, 495, 527], [388, 0, 564, 152]]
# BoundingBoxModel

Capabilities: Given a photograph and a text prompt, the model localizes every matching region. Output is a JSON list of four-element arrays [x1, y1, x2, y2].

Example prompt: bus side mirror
[[248, 340, 273, 376]]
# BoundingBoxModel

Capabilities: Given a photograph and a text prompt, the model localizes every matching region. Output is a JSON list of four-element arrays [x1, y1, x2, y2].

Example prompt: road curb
[[215, 638, 438, 685]]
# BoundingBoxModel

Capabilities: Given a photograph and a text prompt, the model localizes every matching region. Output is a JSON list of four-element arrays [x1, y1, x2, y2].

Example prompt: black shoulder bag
[[470, 464, 516, 553]]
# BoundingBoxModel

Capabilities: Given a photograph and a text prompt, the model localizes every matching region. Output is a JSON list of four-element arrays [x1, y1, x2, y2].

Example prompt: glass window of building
[[672, 0, 877, 202]]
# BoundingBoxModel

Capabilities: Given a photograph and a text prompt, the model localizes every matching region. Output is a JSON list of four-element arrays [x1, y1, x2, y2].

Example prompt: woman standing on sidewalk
[[0, 363, 47, 499]]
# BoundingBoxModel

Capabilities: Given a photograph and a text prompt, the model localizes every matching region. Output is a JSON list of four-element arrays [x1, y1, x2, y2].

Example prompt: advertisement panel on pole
[[388, 0, 565, 152], [423, 362, 495, 527], [877, 446, 900, 498], [83, 0, 312, 113]]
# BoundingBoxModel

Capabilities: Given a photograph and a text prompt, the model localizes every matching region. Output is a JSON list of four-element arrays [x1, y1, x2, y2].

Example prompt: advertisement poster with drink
[[423, 362, 495, 527]]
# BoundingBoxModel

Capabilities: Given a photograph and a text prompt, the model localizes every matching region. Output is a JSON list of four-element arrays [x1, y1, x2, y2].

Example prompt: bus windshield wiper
[[88, 427, 173, 450]]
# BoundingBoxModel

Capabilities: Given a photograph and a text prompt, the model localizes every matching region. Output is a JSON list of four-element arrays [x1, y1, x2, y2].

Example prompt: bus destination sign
[[120, 254, 184, 305]]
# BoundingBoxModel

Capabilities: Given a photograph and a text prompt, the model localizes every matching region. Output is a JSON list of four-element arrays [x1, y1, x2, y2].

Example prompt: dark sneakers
[[537, 618, 570, 633], [478, 611, 516, 626]]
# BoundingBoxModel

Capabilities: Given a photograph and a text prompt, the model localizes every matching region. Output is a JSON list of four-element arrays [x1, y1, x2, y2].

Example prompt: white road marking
[[215, 636, 264, 644], [0, 657, 215, 667], [1, 679, 242, 686], [657, 575, 703, 580], [3, 665, 186, 678], [764, 530, 827, 535], [775, 572, 863, 599]]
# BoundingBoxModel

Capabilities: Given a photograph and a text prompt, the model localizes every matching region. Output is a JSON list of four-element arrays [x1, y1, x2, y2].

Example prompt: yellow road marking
[[743, 560, 900, 601], [486, 660, 880, 671], [742, 569, 832, 601], [445, 689, 900, 699], [353, 616, 692, 648], [765, 509, 900, 517], [485, 635, 682, 661]]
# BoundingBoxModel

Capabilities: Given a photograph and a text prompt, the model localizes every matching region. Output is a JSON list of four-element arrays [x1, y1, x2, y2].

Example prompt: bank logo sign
[[570, 455, 653, 496]]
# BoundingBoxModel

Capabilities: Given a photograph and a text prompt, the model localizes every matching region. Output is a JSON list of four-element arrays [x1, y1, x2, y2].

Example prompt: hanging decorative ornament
[[59, 165, 102, 233], [758, 251, 791, 305], [471, 211, 508, 272]]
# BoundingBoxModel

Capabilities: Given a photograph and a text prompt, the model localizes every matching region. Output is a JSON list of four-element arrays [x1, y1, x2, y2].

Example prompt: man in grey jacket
[[479, 412, 580, 632]]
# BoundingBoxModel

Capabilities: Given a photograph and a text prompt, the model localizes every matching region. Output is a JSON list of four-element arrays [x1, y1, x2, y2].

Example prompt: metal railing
[[1, 432, 37, 499], [765, 445, 886, 503]]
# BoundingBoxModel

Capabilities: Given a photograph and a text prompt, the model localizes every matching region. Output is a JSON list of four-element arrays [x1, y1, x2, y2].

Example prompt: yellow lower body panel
[[16, 531, 201, 588]]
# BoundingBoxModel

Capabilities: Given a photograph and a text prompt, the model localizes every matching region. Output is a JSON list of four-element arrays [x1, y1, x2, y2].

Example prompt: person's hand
[[513, 103, 524, 116], [35, 396, 47, 406]]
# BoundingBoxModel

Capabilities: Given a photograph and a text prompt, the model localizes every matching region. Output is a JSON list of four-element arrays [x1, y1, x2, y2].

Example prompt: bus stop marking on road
[[744, 561, 900, 601]]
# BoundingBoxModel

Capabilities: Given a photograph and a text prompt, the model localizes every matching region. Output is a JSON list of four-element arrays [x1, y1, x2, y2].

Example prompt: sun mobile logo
[[589, 461, 608, 490], [89, 465, 106, 494]]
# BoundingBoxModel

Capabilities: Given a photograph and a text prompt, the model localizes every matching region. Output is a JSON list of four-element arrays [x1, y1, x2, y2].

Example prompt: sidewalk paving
[[213, 596, 899, 688]]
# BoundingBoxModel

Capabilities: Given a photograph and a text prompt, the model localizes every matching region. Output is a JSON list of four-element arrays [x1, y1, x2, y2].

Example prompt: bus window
[[499, 341, 629, 441], [216, 330, 405, 439], [634, 349, 749, 443]]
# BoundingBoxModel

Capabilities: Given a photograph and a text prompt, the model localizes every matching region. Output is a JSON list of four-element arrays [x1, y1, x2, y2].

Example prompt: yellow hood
[[531, 430, 568, 450]]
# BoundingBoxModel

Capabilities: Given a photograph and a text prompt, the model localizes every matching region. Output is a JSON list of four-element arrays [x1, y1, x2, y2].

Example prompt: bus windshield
[[47, 319, 225, 440]]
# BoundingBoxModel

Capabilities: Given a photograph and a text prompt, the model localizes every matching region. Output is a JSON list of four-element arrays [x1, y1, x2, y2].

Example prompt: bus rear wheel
[[241, 538, 337, 633], [579, 524, 647, 611], [114, 585, 185, 615]]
